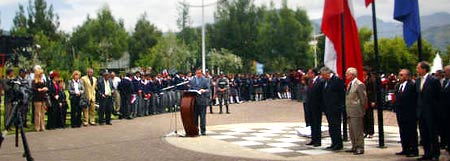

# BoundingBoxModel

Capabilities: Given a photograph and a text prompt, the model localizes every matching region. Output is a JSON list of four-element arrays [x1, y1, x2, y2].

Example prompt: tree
[[71, 6, 129, 69], [136, 33, 196, 73], [129, 13, 162, 67], [443, 44, 450, 65], [208, 48, 243, 73]]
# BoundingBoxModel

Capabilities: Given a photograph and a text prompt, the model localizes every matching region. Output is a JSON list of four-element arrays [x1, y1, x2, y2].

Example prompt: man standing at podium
[[189, 69, 211, 135]]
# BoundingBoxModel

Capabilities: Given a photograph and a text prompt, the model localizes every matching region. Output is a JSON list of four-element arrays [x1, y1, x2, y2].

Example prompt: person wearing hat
[[47, 70, 66, 129], [96, 70, 114, 125], [216, 72, 230, 114], [81, 68, 97, 126]]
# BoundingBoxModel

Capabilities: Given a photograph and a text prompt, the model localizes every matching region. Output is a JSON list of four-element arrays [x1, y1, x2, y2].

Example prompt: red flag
[[365, 0, 374, 7], [322, 0, 364, 82]]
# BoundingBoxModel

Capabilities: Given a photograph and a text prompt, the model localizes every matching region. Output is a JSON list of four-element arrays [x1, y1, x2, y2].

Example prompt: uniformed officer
[[216, 73, 230, 114]]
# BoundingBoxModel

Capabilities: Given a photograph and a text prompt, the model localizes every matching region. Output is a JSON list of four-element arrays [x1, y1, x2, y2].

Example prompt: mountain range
[[311, 12, 450, 52]]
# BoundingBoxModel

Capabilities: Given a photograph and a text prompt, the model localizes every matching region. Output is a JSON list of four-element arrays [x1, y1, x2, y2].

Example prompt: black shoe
[[201, 133, 206, 136], [106, 122, 112, 125], [306, 142, 315, 146], [219, 111, 223, 114], [416, 156, 432, 161], [313, 143, 321, 147], [345, 149, 355, 153], [395, 151, 407, 155], [210, 112, 213, 114], [326, 146, 334, 150], [331, 145, 343, 151], [226, 112, 230, 114], [406, 152, 419, 157]]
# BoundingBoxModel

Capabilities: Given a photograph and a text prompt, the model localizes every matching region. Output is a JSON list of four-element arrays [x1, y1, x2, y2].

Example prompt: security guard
[[216, 73, 230, 114]]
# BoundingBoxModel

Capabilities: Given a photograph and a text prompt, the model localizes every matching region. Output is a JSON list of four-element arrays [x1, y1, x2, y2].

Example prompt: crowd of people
[[302, 62, 450, 160], [1, 62, 449, 160], [0, 66, 306, 132]]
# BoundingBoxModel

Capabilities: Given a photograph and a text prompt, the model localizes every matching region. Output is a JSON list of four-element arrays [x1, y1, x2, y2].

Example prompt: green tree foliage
[[363, 37, 436, 74], [209, 0, 312, 73], [208, 48, 243, 73], [136, 33, 196, 73], [211, 0, 258, 72], [129, 13, 162, 67], [70, 5, 129, 70], [443, 44, 450, 65]]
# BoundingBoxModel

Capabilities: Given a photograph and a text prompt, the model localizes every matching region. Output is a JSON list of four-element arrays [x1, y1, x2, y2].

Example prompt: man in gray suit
[[345, 67, 367, 155], [189, 69, 211, 135]]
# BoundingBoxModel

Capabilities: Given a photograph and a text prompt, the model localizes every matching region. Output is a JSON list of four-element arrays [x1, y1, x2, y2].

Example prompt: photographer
[[17, 68, 31, 128]]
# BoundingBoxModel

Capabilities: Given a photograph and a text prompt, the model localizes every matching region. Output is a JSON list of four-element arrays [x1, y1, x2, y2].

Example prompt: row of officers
[[303, 62, 450, 161]]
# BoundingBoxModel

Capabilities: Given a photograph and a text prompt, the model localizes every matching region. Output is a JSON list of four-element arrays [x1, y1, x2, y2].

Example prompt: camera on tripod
[[1, 77, 34, 161]]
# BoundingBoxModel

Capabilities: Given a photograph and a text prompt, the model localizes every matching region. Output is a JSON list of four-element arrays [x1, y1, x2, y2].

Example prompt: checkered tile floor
[[207, 125, 401, 158]]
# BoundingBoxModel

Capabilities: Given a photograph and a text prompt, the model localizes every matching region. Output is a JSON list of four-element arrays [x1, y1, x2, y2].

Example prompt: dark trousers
[[194, 105, 207, 134], [363, 108, 375, 135], [396, 115, 418, 154], [99, 96, 113, 124], [326, 110, 343, 147], [218, 93, 229, 113], [418, 116, 440, 158], [310, 108, 322, 144], [70, 96, 82, 127], [120, 94, 131, 118], [303, 103, 311, 126]]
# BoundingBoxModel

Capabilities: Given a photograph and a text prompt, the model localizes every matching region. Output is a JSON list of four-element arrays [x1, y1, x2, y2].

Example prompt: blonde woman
[[32, 69, 48, 132], [68, 70, 85, 128]]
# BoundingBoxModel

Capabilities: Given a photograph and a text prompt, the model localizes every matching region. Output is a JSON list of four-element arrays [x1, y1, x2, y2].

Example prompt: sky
[[0, 0, 449, 33]]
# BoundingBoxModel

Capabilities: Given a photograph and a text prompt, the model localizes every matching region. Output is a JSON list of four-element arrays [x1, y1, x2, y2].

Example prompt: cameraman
[[2, 69, 15, 131], [17, 68, 31, 128]]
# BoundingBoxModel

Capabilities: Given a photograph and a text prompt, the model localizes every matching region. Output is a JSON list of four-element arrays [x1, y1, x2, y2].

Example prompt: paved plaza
[[1, 99, 449, 161]]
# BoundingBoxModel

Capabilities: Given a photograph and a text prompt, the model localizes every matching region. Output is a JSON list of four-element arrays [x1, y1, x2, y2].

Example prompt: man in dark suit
[[305, 68, 324, 147], [416, 61, 441, 160], [440, 65, 450, 153], [321, 67, 345, 150], [394, 69, 419, 157], [118, 73, 134, 119], [97, 71, 114, 125], [189, 69, 211, 135]]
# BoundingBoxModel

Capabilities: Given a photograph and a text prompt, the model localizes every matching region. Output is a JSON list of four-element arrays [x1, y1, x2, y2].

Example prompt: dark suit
[[189, 76, 211, 134], [307, 77, 324, 145], [97, 78, 114, 124], [416, 74, 441, 158], [323, 75, 345, 148], [394, 80, 418, 154], [118, 77, 134, 118], [440, 79, 450, 151]]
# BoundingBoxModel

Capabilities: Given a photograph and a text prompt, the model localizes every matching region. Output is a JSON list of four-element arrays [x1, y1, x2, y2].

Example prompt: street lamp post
[[201, 0, 206, 74]]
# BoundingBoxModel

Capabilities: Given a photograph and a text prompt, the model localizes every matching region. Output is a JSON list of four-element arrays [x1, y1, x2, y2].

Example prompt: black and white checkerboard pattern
[[207, 125, 401, 158]]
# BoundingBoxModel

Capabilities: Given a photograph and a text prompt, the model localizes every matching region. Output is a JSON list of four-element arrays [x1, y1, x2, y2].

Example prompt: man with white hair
[[345, 67, 367, 155]]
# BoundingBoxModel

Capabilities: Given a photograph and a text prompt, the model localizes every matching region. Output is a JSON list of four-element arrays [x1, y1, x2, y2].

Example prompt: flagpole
[[370, 0, 386, 148], [341, 3, 348, 142], [417, 34, 423, 62]]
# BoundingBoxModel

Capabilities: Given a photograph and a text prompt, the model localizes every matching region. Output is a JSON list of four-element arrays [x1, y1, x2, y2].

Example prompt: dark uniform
[[217, 76, 230, 114]]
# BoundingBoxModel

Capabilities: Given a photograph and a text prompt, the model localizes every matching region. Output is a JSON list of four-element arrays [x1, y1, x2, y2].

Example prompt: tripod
[[5, 101, 34, 161]]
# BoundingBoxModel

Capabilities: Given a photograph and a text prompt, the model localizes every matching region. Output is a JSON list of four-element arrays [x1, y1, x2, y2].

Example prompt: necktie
[[89, 76, 93, 85], [420, 76, 425, 91], [347, 82, 352, 95], [105, 80, 111, 96], [399, 84, 404, 94], [445, 79, 449, 89], [309, 79, 314, 90]]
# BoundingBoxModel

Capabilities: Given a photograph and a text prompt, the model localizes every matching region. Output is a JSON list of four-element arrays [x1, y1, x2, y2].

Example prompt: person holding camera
[[32, 69, 48, 132], [69, 71, 85, 128]]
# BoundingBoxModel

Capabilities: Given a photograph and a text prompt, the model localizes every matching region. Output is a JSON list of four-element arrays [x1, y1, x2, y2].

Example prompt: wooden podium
[[180, 91, 199, 137]]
